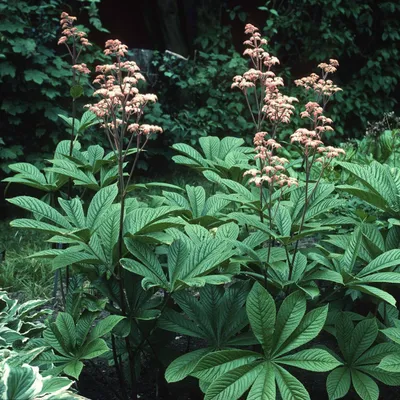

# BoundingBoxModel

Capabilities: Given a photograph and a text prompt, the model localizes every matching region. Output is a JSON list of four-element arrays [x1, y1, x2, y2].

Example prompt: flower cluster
[[244, 132, 298, 188], [86, 39, 162, 153], [232, 24, 297, 132], [58, 12, 91, 47], [295, 59, 342, 98], [291, 61, 345, 165], [72, 63, 90, 75]]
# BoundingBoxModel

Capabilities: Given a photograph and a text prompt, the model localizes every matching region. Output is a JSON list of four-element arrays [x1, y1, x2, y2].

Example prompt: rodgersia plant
[[6, 13, 400, 400], [231, 24, 346, 280]]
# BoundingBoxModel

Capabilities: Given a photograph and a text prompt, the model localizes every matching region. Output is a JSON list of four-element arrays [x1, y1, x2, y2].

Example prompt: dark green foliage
[[0, 0, 106, 172], [257, 0, 400, 139], [145, 23, 254, 149]]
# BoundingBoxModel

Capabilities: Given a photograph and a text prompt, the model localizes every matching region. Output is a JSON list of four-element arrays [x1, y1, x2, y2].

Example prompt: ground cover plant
[[2, 11, 400, 400]]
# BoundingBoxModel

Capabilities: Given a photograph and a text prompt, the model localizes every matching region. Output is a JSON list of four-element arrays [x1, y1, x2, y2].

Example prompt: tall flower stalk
[[58, 13, 92, 292], [87, 39, 162, 398], [289, 61, 345, 273], [234, 24, 345, 283], [232, 24, 298, 283], [58, 12, 92, 157]]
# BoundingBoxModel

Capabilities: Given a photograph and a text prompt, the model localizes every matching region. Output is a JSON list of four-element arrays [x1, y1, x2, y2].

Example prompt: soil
[[77, 335, 205, 400]]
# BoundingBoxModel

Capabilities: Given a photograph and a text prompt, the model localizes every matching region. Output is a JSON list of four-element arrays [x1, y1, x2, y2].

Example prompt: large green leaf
[[246, 283, 276, 356], [351, 284, 396, 306], [326, 367, 351, 400], [273, 203, 292, 237], [272, 291, 306, 354], [276, 349, 342, 372], [63, 360, 84, 380], [357, 249, 400, 277], [351, 370, 379, 400], [80, 338, 109, 359], [165, 348, 211, 383], [348, 318, 378, 363], [55, 313, 76, 351], [58, 198, 86, 228], [204, 362, 263, 400], [276, 305, 328, 357], [88, 315, 125, 341], [86, 184, 118, 230], [7, 196, 72, 229], [192, 350, 261, 382], [246, 362, 276, 400], [186, 185, 206, 218], [378, 353, 400, 372], [275, 365, 310, 400]]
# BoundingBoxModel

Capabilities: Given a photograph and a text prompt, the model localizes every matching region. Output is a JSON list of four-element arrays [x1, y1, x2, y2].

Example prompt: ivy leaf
[[24, 69, 49, 84]]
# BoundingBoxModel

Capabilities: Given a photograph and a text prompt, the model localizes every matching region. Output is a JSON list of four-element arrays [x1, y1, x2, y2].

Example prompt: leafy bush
[[5, 15, 400, 400], [0, 0, 106, 173]]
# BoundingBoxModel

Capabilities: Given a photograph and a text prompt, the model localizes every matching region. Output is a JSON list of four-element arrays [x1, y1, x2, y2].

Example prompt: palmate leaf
[[357, 249, 400, 277], [192, 350, 262, 382], [275, 365, 310, 400], [7, 196, 72, 229], [86, 184, 118, 230], [58, 197, 85, 228], [275, 305, 328, 357], [246, 282, 276, 355], [351, 370, 379, 400], [272, 291, 306, 353], [8, 162, 47, 185], [186, 185, 206, 218], [246, 362, 275, 400], [351, 284, 396, 306], [378, 353, 400, 372], [204, 362, 263, 400], [348, 319, 378, 363], [273, 203, 292, 237], [165, 348, 212, 383], [327, 314, 400, 400], [327, 367, 351, 400], [276, 349, 342, 372]]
